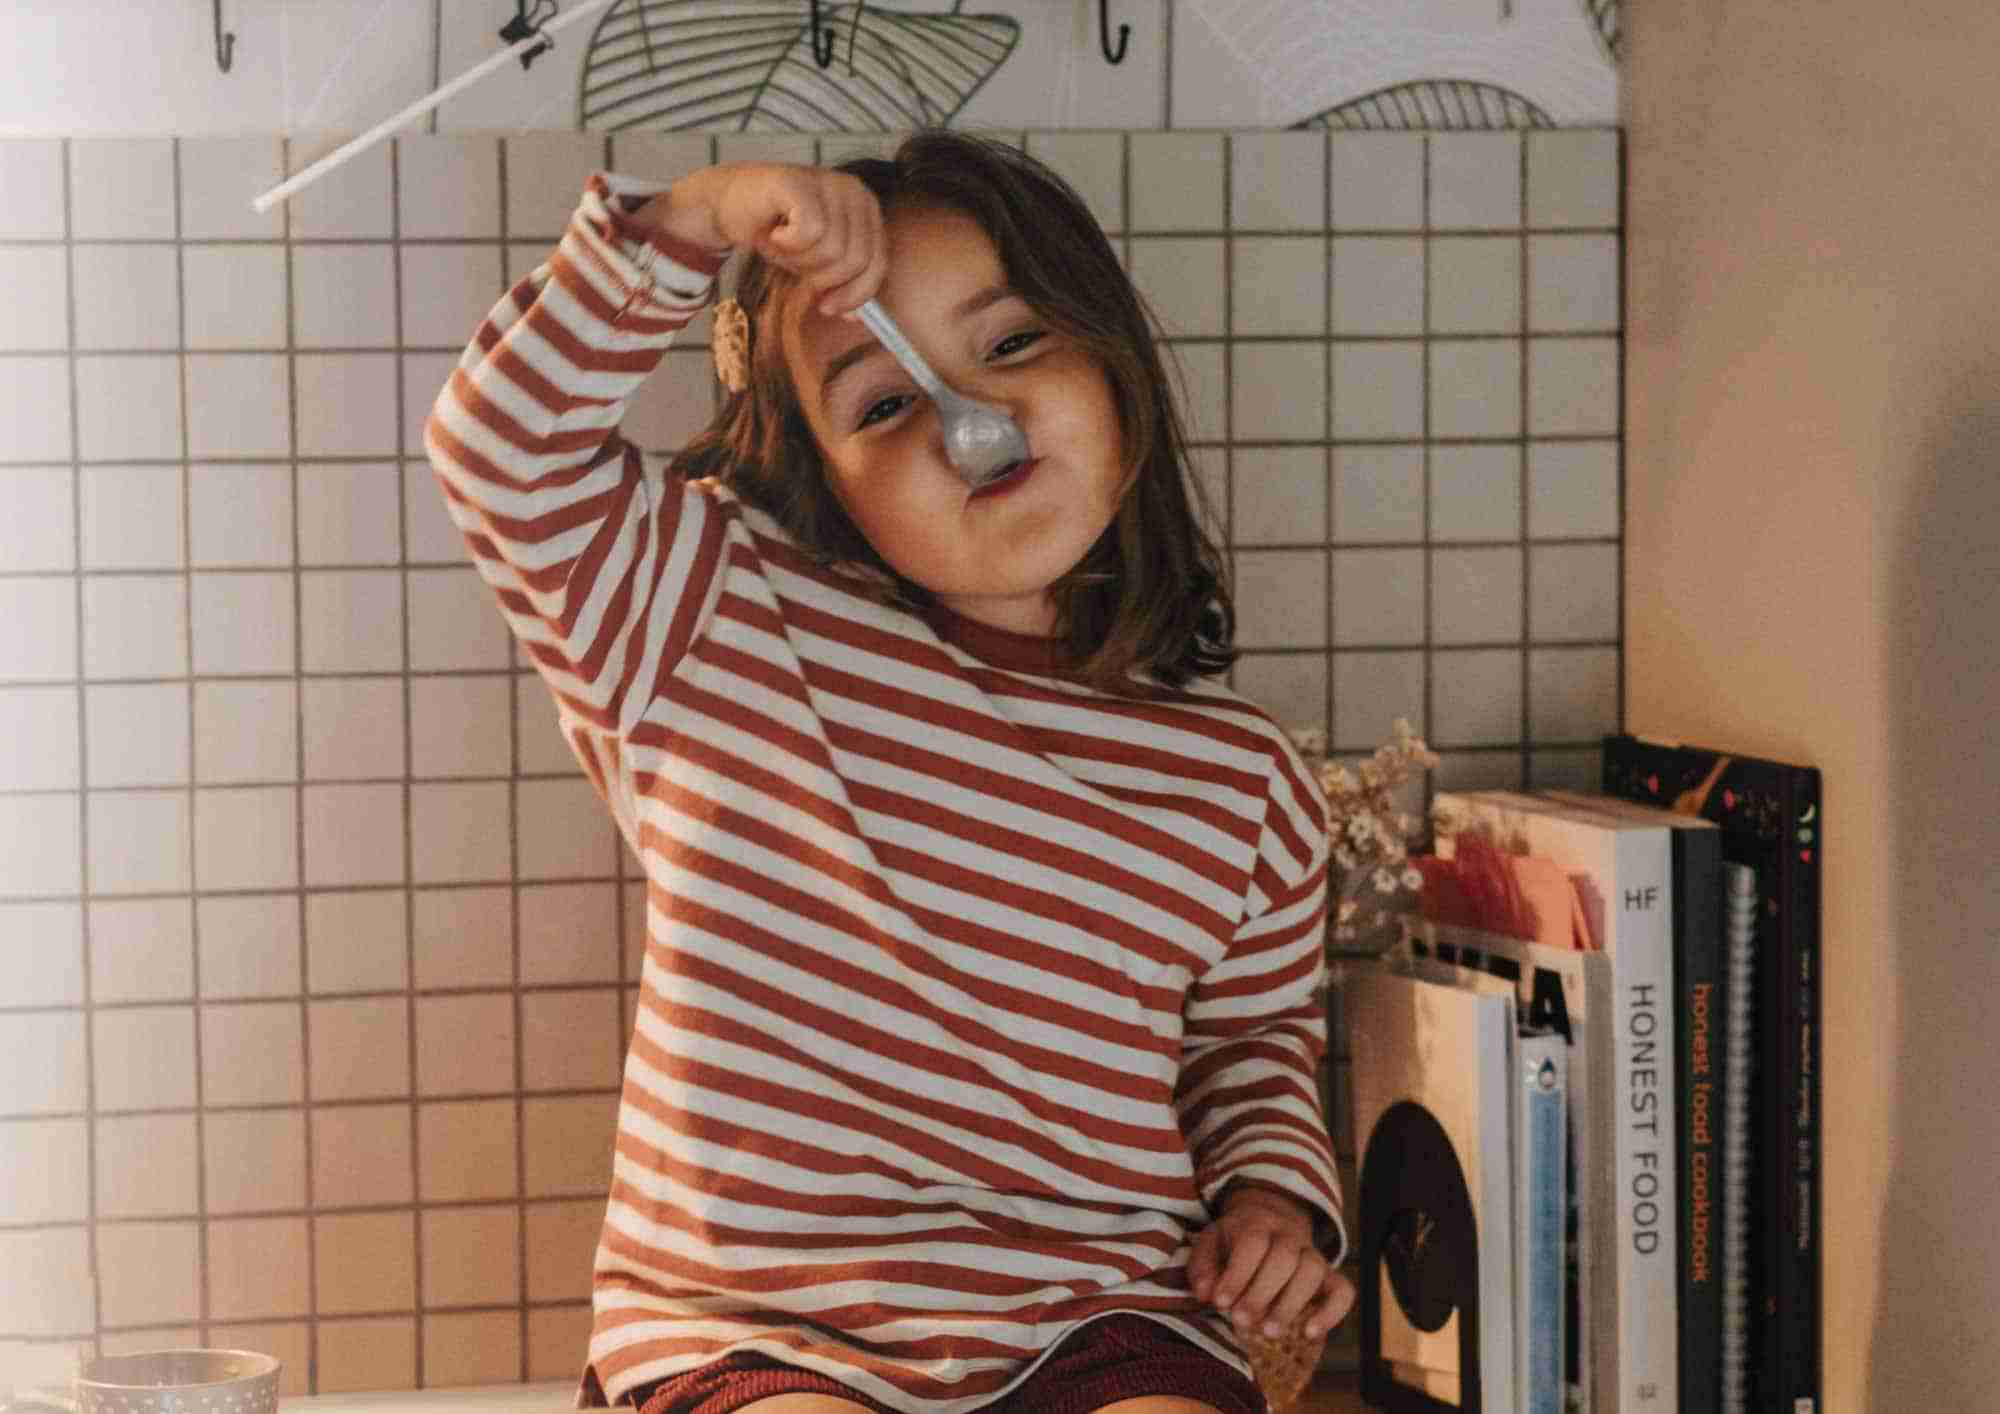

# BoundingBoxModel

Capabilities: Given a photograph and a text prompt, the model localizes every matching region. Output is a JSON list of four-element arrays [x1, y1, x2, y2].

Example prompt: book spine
[[1612, 830, 1677, 1413], [1720, 863, 1758, 1414], [1517, 1033, 1569, 1414], [1779, 774, 1822, 1414], [1676, 831, 1725, 1414]]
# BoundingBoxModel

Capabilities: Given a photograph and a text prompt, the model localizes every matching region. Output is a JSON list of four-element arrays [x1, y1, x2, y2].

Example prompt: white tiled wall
[[0, 127, 1621, 1395]]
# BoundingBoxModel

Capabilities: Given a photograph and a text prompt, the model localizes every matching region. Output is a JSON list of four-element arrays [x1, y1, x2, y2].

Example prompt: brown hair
[[670, 129, 1235, 691]]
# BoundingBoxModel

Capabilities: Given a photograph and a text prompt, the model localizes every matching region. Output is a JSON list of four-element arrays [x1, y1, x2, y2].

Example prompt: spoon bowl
[[855, 300, 1031, 486]]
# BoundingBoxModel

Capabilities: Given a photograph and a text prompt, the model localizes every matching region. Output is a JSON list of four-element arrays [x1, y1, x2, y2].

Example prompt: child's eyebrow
[[817, 284, 1022, 401]]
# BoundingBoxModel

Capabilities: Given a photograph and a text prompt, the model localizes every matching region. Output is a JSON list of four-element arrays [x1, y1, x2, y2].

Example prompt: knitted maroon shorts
[[631, 1314, 1265, 1414]]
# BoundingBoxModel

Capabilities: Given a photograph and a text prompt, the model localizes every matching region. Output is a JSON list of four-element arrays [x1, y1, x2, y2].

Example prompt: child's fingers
[[1303, 1270, 1357, 1338], [1255, 1252, 1330, 1336], [1207, 1226, 1272, 1314], [1227, 1244, 1313, 1332], [1186, 1224, 1223, 1303]]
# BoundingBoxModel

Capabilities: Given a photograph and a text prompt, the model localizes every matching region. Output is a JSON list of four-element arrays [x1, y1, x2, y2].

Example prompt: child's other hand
[[1188, 1184, 1356, 1342], [639, 162, 886, 316]]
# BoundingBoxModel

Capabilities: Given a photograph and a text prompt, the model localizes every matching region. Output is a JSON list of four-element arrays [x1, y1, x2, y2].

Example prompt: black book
[[1601, 735, 1821, 1414]]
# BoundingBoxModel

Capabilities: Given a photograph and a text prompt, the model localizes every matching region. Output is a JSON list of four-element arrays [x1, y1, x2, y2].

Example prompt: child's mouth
[[968, 458, 1035, 498]]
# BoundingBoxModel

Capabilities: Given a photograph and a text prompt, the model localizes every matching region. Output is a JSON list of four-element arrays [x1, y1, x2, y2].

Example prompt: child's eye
[[856, 392, 916, 430], [988, 329, 1047, 360]]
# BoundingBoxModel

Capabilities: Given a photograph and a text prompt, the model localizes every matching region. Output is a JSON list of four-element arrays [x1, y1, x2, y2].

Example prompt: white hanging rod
[[250, 0, 618, 212]]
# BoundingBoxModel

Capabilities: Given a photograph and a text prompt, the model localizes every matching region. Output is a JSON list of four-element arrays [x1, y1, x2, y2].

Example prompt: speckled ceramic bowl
[[72, 1350, 279, 1414]]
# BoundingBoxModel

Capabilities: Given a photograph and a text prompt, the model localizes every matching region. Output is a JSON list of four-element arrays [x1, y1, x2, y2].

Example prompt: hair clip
[[712, 298, 751, 393]]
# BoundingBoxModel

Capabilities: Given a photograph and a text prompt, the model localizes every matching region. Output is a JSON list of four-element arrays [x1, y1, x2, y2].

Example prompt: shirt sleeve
[[423, 172, 735, 834], [1174, 758, 1347, 1266]]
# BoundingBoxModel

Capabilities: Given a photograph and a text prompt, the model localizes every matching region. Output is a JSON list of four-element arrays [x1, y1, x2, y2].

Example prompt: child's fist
[[1188, 1184, 1356, 1342]]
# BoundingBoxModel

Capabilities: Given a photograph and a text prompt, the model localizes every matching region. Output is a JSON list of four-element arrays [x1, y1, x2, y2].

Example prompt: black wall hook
[[212, 0, 235, 72], [1098, 0, 1129, 64], [809, 0, 837, 67], [499, 0, 559, 69]]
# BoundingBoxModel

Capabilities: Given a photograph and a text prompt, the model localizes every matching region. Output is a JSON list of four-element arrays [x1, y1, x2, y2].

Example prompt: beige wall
[[1624, 3, 2000, 1409]]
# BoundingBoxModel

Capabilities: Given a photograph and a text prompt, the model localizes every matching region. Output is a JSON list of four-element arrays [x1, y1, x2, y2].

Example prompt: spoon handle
[[854, 300, 947, 401]]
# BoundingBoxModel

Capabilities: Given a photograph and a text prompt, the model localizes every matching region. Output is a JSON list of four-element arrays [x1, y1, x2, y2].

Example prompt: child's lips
[[968, 457, 1036, 498]]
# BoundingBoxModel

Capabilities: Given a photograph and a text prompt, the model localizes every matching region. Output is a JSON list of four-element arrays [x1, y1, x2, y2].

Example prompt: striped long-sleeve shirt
[[424, 173, 1343, 1412]]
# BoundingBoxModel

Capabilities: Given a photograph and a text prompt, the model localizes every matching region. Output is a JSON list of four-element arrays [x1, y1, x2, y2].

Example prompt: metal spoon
[[854, 299, 1031, 486]]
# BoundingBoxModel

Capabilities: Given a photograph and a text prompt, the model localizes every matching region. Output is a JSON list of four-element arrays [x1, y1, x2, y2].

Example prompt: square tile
[[1130, 133, 1224, 231], [1430, 649, 1524, 747], [197, 893, 303, 999], [316, 1210, 417, 1314], [1330, 134, 1424, 231], [1432, 546, 1524, 644], [412, 887, 515, 991], [1529, 646, 1620, 745], [291, 138, 393, 240], [412, 781, 512, 885], [298, 354, 399, 457], [606, 133, 712, 189], [201, 1002, 304, 1105], [1528, 130, 1621, 229], [410, 675, 510, 779], [1233, 237, 1327, 336], [71, 245, 179, 351], [304, 782, 407, 888], [714, 135, 815, 167], [422, 1207, 521, 1310], [293, 245, 397, 349], [0, 1013, 88, 1116], [180, 138, 286, 241], [1, 903, 84, 1007], [395, 458, 453, 564], [312, 1103, 415, 1208], [302, 676, 404, 783], [1024, 132, 1124, 232], [1231, 549, 1326, 651], [0, 1227, 94, 1335], [192, 571, 296, 676], [1429, 133, 1521, 230], [205, 1323, 311, 1399], [2, 686, 81, 791], [1168, 342, 1226, 443], [522, 989, 621, 1091], [418, 1098, 518, 1202], [1231, 132, 1326, 230], [518, 778, 618, 880], [87, 790, 191, 896], [95, 1221, 201, 1327], [306, 889, 408, 995], [521, 1094, 618, 1197], [519, 883, 618, 985], [192, 786, 298, 891], [68, 139, 176, 240], [397, 137, 501, 240], [203, 1107, 307, 1214], [1, 579, 79, 685], [507, 134, 608, 240], [317, 1318, 416, 1394], [79, 693, 188, 808], [0, 246, 69, 349], [183, 245, 289, 349], [1429, 339, 1522, 439], [1429, 237, 1522, 335], [1231, 447, 1328, 547], [87, 895, 194, 1004], [415, 993, 515, 1097], [1529, 336, 1620, 436], [0, 795, 81, 898], [301, 569, 402, 674], [517, 673, 578, 776], [206, 1216, 310, 1321], [408, 566, 511, 671], [1333, 650, 1426, 754], [1529, 543, 1620, 640], [1, 466, 75, 573], [0, 141, 65, 239], [1126, 238, 1225, 339], [190, 464, 293, 567], [1527, 440, 1619, 539], [1529, 234, 1620, 332], [1, 358, 72, 461], [93, 1113, 198, 1219], [1232, 342, 1326, 442], [400, 244, 504, 349], [525, 1199, 601, 1303], [1528, 747, 1603, 793], [299, 462, 402, 566], [425, 1309, 523, 1388], [79, 464, 184, 571], [1331, 237, 1423, 336], [1231, 653, 1328, 737], [92, 1006, 196, 1112], [309, 997, 411, 1102], [194, 680, 298, 784], [75, 355, 183, 461], [185, 354, 292, 458], [1431, 443, 1522, 540], [528, 1305, 595, 1381], [1332, 548, 1424, 647], [0, 1118, 89, 1223], [82, 575, 186, 679], [1332, 342, 1423, 440]]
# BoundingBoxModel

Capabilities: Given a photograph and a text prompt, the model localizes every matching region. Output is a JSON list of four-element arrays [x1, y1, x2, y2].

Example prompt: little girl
[[426, 130, 1353, 1414]]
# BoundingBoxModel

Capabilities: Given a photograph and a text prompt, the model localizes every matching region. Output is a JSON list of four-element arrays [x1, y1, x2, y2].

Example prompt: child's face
[[782, 206, 1125, 637]]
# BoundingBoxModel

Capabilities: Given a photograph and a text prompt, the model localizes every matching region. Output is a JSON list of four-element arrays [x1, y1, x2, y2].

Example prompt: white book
[[1436, 789, 1679, 1414]]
